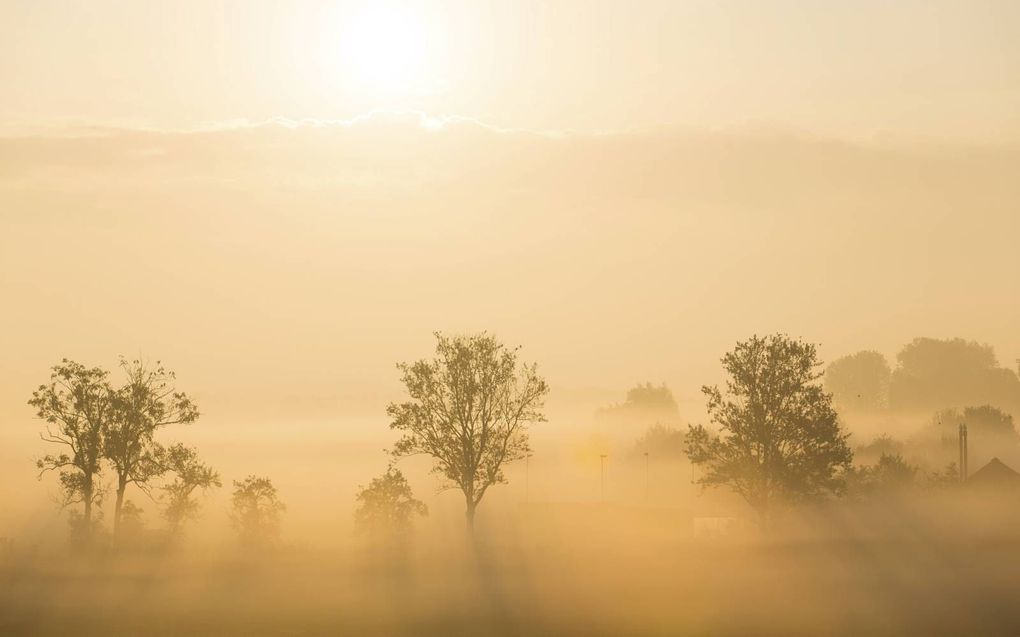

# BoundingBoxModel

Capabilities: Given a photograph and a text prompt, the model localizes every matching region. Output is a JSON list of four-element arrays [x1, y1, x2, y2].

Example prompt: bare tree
[[231, 475, 285, 549], [28, 360, 114, 542], [686, 334, 853, 526], [388, 332, 548, 531], [105, 358, 199, 539], [161, 443, 221, 537]]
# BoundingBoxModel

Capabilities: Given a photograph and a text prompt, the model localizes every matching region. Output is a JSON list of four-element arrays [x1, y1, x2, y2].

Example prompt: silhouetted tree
[[961, 405, 1018, 438], [231, 475, 285, 549], [598, 382, 680, 427], [388, 332, 548, 531], [29, 360, 114, 542], [105, 358, 199, 539], [928, 405, 1019, 468], [632, 424, 686, 459], [354, 466, 428, 538], [686, 334, 853, 525], [161, 444, 221, 536], [117, 500, 147, 542], [889, 338, 1020, 413], [927, 462, 961, 488], [846, 453, 917, 498], [854, 434, 905, 465], [824, 351, 891, 411]]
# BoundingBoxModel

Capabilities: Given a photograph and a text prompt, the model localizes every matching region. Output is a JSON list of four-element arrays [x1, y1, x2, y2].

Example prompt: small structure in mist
[[957, 416, 1020, 490], [967, 458, 1020, 490]]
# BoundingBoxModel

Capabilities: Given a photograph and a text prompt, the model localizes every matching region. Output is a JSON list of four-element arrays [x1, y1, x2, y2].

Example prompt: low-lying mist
[[5, 485, 1020, 636]]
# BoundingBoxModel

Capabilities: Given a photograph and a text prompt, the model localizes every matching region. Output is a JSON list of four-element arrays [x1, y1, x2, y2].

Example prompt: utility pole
[[600, 454, 608, 503], [959, 422, 968, 481], [644, 451, 650, 502]]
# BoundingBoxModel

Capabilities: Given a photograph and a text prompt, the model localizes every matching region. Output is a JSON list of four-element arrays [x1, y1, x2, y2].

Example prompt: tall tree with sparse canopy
[[686, 334, 853, 526], [105, 358, 199, 539], [29, 360, 114, 542], [388, 332, 548, 532]]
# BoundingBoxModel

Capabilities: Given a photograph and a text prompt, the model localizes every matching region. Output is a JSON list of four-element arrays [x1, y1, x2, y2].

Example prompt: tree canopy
[[824, 350, 891, 411], [106, 358, 199, 538], [686, 334, 853, 524], [890, 338, 1020, 413], [161, 443, 221, 536], [28, 360, 114, 543], [387, 332, 548, 530], [597, 382, 680, 427], [231, 475, 286, 549], [354, 466, 428, 538], [928, 405, 1020, 468], [846, 453, 918, 498]]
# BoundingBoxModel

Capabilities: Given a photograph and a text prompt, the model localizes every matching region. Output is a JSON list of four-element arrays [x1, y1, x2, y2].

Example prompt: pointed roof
[[967, 458, 1020, 487]]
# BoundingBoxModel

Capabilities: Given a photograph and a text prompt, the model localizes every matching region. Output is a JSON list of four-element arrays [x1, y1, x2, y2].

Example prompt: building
[[966, 457, 1020, 489]]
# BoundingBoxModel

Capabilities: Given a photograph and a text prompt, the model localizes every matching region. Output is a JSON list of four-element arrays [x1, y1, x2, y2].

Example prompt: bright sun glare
[[337, 5, 431, 96]]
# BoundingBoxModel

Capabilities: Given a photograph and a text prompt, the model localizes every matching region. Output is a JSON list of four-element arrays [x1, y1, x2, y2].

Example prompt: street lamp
[[600, 454, 608, 503], [644, 451, 650, 501]]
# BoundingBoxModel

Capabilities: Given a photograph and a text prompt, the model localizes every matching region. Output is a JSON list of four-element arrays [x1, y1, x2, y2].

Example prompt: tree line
[[35, 331, 999, 547], [824, 337, 1020, 414], [28, 333, 549, 547]]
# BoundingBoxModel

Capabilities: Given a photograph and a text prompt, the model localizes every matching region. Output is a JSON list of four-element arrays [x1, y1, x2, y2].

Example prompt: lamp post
[[644, 451, 650, 501], [600, 454, 608, 503]]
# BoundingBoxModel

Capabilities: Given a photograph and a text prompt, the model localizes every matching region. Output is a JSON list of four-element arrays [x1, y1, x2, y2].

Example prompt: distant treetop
[[824, 350, 891, 411], [889, 338, 1020, 413], [597, 382, 680, 426]]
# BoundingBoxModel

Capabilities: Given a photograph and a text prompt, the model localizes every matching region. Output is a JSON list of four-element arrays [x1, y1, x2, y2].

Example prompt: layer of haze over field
[[2, 1, 1020, 635]]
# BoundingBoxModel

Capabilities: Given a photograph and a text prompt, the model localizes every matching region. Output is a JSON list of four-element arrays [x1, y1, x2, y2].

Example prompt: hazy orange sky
[[2, 0, 1019, 427], [2, 0, 1020, 142], [2, 0, 1020, 541]]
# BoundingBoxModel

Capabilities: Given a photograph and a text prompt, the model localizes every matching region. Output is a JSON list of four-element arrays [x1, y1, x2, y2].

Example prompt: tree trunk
[[113, 473, 127, 539], [465, 497, 477, 533], [83, 477, 94, 526], [80, 474, 95, 545]]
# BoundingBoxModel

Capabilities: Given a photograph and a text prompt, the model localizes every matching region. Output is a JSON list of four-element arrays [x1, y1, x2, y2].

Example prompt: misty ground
[[5, 496, 1020, 637]]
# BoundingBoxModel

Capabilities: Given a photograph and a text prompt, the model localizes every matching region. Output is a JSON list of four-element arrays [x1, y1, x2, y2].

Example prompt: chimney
[[959, 423, 968, 481]]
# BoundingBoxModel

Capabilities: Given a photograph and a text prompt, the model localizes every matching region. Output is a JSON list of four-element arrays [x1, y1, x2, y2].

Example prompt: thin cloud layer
[[2, 117, 1018, 427]]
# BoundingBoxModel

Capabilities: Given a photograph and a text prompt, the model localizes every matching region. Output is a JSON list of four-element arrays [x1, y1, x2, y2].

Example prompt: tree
[[105, 358, 199, 538], [824, 351, 891, 411], [231, 475, 285, 549], [961, 405, 1017, 438], [927, 462, 960, 488], [117, 500, 147, 541], [889, 337, 1020, 413], [928, 405, 1019, 468], [846, 453, 917, 498], [632, 424, 686, 460], [354, 466, 428, 538], [686, 334, 853, 525], [388, 332, 548, 531], [161, 444, 221, 537], [29, 360, 115, 542], [597, 382, 681, 427], [854, 434, 905, 465]]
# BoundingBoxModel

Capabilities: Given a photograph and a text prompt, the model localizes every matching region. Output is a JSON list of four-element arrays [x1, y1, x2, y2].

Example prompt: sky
[[2, 0, 1019, 424], [2, 0, 1020, 142], [2, 0, 1020, 535]]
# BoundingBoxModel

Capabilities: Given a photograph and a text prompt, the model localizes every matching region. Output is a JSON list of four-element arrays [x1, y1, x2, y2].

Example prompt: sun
[[336, 4, 432, 96]]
